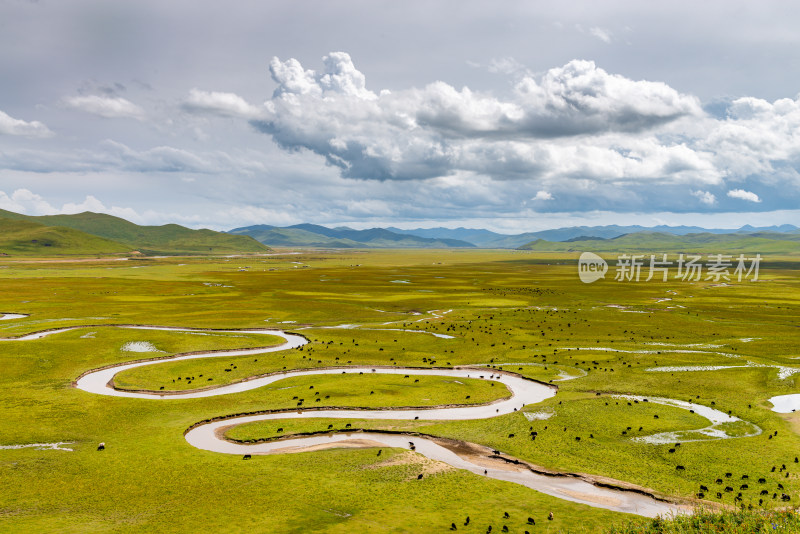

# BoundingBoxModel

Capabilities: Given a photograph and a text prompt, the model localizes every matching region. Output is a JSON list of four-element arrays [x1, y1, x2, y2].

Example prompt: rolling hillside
[[0, 209, 269, 255], [0, 218, 133, 255]]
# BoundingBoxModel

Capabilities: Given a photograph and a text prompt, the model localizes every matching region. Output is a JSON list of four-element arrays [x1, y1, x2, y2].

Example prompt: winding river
[[5, 320, 777, 517], [70, 325, 682, 516]]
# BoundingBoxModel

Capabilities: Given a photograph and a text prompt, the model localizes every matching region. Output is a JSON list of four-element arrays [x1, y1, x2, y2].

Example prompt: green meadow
[[1, 249, 798, 532]]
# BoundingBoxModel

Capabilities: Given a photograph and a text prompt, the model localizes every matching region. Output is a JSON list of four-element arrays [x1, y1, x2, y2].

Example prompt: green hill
[[0, 209, 269, 255], [0, 218, 133, 256], [518, 231, 800, 254]]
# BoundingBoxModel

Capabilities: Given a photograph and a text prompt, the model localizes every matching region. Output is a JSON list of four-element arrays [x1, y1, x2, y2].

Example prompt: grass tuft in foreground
[[606, 507, 800, 533]]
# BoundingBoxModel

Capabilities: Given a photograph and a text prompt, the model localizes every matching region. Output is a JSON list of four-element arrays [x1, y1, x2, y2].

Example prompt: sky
[[1, 0, 800, 233]]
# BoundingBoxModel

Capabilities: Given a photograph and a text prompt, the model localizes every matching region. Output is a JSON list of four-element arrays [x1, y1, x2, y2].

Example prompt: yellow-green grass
[[224, 417, 436, 442], [224, 394, 708, 445], [2, 443, 626, 533], [115, 367, 510, 406], [1, 249, 800, 532]]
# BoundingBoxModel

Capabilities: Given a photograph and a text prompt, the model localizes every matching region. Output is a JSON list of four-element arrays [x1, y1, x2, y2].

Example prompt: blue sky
[[1, 0, 799, 232]]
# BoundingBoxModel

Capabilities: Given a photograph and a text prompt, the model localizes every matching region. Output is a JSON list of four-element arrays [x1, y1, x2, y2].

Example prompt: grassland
[[116, 366, 510, 405], [1, 249, 799, 532]]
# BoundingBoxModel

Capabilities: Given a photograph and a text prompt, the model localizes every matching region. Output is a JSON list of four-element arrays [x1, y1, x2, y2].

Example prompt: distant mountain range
[[388, 224, 800, 248], [0, 207, 796, 255], [0, 209, 268, 256], [229, 222, 800, 250], [518, 231, 800, 254], [227, 224, 476, 248]]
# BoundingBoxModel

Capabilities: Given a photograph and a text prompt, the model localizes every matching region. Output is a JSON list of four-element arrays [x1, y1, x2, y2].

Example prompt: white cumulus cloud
[[63, 95, 145, 120], [691, 190, 716, 205], [727, 189, 761, 202], [237, 53, 704, 183], [533, 190, 553, 200], [0, 110, 53, 137], [0, 188, 58, 214], [183, 89, 263, 118], [704, 95, 800, 180]]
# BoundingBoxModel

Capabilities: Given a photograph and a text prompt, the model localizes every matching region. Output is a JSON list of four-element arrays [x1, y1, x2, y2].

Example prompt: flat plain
[[1, 249, 799, 532]]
